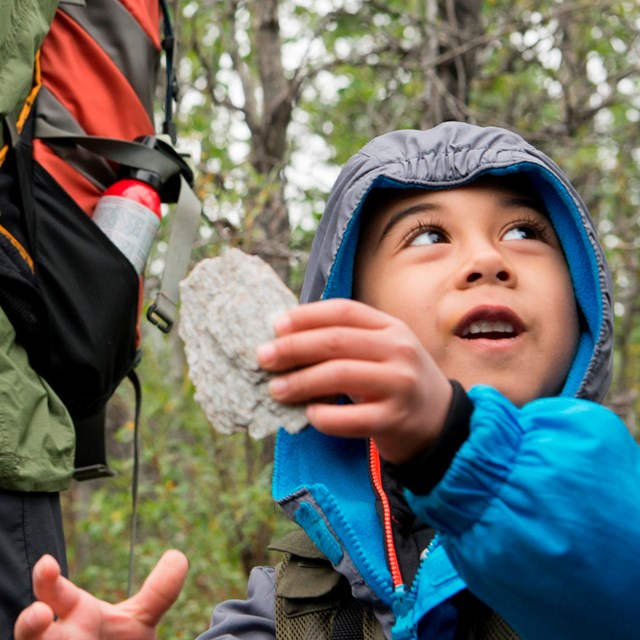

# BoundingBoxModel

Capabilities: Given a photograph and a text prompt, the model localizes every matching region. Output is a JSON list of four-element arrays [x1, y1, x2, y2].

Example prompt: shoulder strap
[[3, 114, 37, 248]]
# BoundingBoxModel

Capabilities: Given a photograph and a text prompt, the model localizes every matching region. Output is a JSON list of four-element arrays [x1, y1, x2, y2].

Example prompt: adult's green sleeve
[[0, 0, 59, 148], [0, 306, 74, 491]]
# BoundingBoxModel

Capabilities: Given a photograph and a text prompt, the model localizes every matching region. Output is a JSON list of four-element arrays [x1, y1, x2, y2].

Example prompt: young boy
[[14, 122, 640, 640]]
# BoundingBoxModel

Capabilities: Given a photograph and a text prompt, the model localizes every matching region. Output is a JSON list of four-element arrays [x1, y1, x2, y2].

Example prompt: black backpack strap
[[0, 113, 48, 361], [159, 0, 178, 143], [4, 114, 36, 251]]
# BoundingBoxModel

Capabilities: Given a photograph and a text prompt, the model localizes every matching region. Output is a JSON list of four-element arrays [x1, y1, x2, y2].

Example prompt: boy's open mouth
[[455, 307, 524, 340]]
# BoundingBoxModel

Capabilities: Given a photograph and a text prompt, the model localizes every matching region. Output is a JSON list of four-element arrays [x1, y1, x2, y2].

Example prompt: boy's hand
[[257, 299, 453, 464], [14, 550, 188, 640]]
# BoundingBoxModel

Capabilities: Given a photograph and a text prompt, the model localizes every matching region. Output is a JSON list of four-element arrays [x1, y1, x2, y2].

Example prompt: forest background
[[62, 1, 640, 637]]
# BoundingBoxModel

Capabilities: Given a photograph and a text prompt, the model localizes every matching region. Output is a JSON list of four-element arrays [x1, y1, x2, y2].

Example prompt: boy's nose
[[456, 248, 517, 288]]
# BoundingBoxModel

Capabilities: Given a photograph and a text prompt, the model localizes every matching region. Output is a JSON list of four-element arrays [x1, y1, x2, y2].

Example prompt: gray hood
[[300, 122, 613, 402]]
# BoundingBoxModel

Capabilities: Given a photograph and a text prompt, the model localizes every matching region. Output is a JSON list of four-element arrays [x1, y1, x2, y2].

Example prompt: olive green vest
[[271, 529, 520, 640]]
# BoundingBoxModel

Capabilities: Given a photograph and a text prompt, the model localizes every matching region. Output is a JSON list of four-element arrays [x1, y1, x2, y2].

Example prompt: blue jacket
[[207, 124, 637, 640]]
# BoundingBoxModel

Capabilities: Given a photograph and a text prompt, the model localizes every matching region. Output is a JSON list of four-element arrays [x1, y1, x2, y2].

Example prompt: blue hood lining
[[322, 163, 602, 399]]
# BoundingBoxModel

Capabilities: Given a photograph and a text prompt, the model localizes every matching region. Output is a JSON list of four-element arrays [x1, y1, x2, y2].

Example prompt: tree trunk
[[419, 0, 484, 127]]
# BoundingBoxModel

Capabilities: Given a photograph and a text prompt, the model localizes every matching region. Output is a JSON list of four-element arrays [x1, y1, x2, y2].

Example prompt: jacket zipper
[[409, 534, 439, 600], [369, 441, 440, 618], [369, 440, 404, 589]]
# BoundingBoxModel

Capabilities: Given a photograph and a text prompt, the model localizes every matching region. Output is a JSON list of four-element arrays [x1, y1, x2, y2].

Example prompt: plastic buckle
[[73, 464, 116, 482], [147, 300, 173, 333]]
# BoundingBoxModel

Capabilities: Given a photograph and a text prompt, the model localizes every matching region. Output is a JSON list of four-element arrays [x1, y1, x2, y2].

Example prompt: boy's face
[[353, 179, 581, 406]]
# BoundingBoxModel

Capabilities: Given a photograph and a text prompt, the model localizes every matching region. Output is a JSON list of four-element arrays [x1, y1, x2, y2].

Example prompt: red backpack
[[0, 0, 200, 480]]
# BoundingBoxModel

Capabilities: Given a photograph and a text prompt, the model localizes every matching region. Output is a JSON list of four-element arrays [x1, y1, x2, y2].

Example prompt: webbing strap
[[4, 114, 20, 147], [127, 367, 143, 597], [35, 120, 185, 183], [146, 173, 201, 332], [159, 0, 178, 143]]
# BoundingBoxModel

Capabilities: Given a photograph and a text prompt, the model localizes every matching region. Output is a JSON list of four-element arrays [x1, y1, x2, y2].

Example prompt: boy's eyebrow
[[374, 193, 549, 247], [376, 202, 441, 246], [500, 195, 548, 216]]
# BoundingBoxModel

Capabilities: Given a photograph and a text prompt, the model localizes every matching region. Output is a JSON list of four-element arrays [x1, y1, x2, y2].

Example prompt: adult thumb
[[130, 550, 189, 627]]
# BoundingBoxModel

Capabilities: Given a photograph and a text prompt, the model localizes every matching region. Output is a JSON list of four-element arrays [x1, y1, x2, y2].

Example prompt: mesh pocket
[[275, 553, 339, 640], [477, 611, 521, 640]]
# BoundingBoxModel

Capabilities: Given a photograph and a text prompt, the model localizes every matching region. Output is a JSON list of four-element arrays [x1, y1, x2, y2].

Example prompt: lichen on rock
[[179, 248, 308, 439]]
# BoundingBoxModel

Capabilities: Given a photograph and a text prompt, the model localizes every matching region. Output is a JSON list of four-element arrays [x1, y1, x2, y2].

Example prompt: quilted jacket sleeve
[[406, 385, 640, 640]]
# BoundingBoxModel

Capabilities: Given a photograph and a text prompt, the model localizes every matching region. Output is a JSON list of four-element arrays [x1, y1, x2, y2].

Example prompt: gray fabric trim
[[36, 87, 116, 189], [60, 0, 159, 115], [36, 86, 85, 136]]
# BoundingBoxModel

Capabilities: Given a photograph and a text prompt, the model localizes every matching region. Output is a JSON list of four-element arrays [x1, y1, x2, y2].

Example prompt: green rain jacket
[[0, 0, 75, 490], [0, 306, 74, 491], [0, 0, 58, 148]]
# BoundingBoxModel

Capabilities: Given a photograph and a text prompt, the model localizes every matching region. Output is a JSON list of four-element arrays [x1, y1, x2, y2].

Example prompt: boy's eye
[[408, 228, 448, 247], [503, 224, 543, 241]]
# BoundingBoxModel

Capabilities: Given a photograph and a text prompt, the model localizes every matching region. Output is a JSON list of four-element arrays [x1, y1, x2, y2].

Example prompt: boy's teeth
[[463, 320, 514, 336]]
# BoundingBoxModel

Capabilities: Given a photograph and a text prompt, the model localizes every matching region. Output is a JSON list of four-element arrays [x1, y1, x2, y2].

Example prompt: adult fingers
[[31, 555, 81, 621], [128, 550, 189, 628]]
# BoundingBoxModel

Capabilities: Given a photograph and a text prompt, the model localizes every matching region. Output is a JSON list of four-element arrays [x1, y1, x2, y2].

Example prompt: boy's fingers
[[276, 299, 389, 335], [268, 360, 406, 404], [14, 601, 56, 640], [258, 326, 392, 371], [306, 401, 441, 465], [130, 550, 188, 627], [305, 401, 390, 436]]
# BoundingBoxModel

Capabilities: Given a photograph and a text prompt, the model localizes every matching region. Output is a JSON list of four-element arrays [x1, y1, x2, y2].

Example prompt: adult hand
[[15, 550, 188, 640], [257, 299, 452, 464]]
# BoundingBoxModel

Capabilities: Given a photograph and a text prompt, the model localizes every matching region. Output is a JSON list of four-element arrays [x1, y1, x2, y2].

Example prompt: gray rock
[[179, 248, 308, 439]]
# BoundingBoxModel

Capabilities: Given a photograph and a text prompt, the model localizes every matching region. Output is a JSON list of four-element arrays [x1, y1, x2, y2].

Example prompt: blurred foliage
[[63, 0, 640, 637], [63, 325, 295, 638]]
